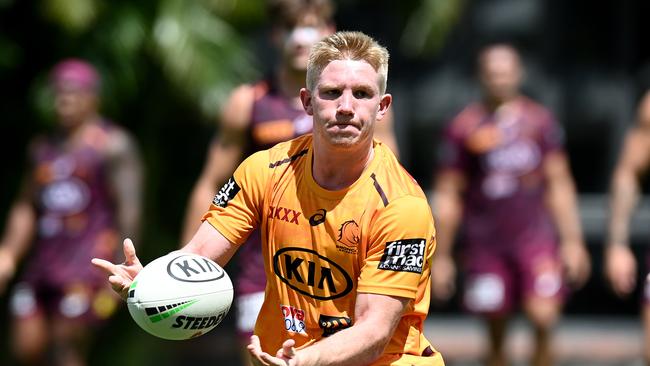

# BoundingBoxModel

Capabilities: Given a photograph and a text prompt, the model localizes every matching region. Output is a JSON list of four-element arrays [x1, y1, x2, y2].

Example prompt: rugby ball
[[126, 252, 233, 340]]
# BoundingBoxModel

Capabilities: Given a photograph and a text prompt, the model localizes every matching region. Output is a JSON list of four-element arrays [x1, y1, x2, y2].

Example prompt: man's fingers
[[108, 275, 126, 288], [282, 339, 296, 358], [248, 336, 273, 366], [123, 238, 140, 265], [259, 353, 281, 366], [91, 258, 119, 276], [250, 335, 261, 348]]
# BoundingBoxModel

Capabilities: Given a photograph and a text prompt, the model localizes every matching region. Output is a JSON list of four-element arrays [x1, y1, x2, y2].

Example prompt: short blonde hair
[[306, 31, 389, 94]]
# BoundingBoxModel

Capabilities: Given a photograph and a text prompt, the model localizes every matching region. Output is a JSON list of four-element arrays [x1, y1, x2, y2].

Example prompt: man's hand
[[430, 254, 456, 303], [91, 238, 143, 299], [605, 244, 637, 297], [247, 335, 297, 366], [560, 241, 591, 289], [0, 247, 16, 295]]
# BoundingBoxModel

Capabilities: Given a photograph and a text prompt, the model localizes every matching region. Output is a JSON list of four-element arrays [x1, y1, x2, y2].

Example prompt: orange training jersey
[[203, 134, 443, 365]]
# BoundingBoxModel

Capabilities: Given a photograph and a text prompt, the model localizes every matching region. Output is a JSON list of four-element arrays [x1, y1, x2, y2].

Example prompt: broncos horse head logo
[[337, 220, 360, 248]]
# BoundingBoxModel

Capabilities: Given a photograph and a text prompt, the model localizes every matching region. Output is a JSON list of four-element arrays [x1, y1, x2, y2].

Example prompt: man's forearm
[[431, 192, 462, 257], [546, 176, 583, 245], [608, 170, 640, 246], [1, 201, 36, 261], [292, 293, 407, 366], [295, 318, 391, 366], [181, 180, 220, 244]]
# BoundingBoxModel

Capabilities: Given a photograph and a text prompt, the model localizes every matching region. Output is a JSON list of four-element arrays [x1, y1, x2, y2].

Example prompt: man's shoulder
[[372, 144, 427, 205], [264, 134, 312, 169], [448, 102, 484, 135], [518, 96, 555, 120]]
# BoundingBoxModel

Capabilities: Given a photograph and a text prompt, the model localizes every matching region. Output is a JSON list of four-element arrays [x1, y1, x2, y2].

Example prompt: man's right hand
[[0, 246, 16, 295], [92, 238, 143, 299], [605, 244, 637, 297]]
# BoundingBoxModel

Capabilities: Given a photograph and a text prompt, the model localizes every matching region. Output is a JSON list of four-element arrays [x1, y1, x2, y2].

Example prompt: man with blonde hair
[[180, 3, 398, 363], [94, 31, 443, 366]]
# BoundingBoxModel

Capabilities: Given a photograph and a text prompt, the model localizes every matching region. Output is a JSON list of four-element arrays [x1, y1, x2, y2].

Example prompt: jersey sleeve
[[539, 111, 565, 155], [357, 196, 436, 299], [202, 150, 269, 245]]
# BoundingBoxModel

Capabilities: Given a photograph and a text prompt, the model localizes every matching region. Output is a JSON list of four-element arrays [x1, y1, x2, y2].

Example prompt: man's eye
[[353, 90, 370, 98], [323, 89, 340, 97]]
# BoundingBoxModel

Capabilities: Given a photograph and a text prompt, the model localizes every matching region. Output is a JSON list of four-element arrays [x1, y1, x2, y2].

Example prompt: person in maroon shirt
[[0, 59, 143, 366], [430, 44, 590, 366], [180, 1, 398, 364], [606, 89, 650, 365]]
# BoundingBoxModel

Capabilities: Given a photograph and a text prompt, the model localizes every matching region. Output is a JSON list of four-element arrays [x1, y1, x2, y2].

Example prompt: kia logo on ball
[[167, 255, 225, 282]]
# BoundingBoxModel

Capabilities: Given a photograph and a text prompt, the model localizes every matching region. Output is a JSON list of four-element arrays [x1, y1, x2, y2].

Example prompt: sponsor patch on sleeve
[[378, 238, 425, 273], [212, 176, 241, 208]]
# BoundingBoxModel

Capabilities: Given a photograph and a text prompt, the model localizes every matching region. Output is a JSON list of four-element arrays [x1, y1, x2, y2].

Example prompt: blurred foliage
[[25, 0, 265, 119], [0, 33, 20, 71], [153, 0, 260, 117], [400, 0, 466, 58], [42, 0, 101, 33]]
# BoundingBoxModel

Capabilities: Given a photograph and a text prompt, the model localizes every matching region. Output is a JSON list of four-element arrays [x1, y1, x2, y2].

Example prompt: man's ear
[[376, 93, 392, 121], [300, 88, 314, 115]]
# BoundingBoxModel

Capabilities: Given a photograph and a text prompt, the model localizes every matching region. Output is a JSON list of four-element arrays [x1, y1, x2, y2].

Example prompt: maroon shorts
[[461, 240, 564, 315], [9, 279, 119, 324]]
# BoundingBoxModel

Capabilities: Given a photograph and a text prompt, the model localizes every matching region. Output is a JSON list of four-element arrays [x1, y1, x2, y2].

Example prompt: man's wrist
[[607, 240, 630, 248], [0, 246, 16, 262]]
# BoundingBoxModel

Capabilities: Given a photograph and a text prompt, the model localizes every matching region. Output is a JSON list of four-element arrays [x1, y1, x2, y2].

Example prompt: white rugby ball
[[126, 252, 233, 340]]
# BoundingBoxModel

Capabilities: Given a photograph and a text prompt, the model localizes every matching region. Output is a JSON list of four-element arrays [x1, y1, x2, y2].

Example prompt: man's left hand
[[247, 335, 297, 366], [561, 241, 591, 288]]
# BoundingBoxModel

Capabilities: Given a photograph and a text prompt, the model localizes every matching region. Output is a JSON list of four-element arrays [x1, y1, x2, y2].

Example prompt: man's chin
[[288, 57, 309, 73], [327, 135, 359, 148]]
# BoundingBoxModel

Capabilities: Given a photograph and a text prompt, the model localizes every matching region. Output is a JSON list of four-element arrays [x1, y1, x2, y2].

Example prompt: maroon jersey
[[237, 79, 311, 296], [438, 96, 564, 249], [22, 121, 119, 288]]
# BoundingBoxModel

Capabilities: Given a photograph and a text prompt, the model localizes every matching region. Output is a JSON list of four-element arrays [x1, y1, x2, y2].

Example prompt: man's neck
[[59, 114, 100, 146], [484, 94, 520, 111], [277, 66, 306, 109], [311, 139, 375, 191]]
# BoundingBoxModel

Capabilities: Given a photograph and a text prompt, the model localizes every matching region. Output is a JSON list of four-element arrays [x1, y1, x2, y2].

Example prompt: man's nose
[[337, 91, 354, 115]]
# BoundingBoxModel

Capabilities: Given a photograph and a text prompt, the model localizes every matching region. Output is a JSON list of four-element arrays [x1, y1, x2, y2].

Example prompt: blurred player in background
[[606, 90, 650, 365], [180, 1, 397, 364], [95, 30, 443, 366], [430, 44, 590, 366], [0, 59, 143, 366]]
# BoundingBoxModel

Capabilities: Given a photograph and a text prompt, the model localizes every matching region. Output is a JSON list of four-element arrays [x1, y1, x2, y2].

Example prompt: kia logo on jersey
[[272, 247, 353, 300]]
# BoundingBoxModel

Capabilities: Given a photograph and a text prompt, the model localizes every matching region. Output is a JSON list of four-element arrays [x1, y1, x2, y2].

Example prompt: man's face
[[479, 47, 522, 103], [279, 15, 333, 72], [300, 59, 391, 148], [54, 83, 97, 128]]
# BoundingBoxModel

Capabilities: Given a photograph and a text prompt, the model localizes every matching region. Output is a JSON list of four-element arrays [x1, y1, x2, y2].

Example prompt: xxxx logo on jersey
[[268, 206, 301, 225]]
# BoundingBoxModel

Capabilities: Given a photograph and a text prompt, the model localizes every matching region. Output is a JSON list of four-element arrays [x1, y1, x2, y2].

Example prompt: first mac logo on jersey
[[213, 176, 240, 208], [378, 238, 426, 274]]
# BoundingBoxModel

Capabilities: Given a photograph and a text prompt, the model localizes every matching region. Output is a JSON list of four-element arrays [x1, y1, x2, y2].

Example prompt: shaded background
[[1, 0, 650, 364]]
